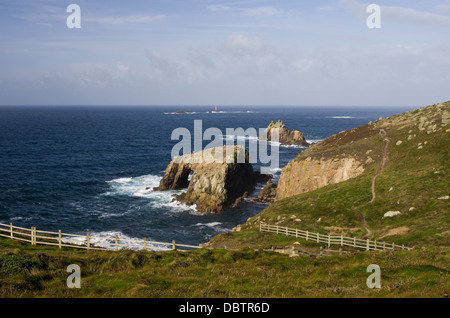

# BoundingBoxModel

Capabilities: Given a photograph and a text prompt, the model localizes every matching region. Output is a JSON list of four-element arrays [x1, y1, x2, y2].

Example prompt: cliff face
[[276, 156, 365, 200], [259, 120, 309, 147], [154, 145, 259, 212], [275, 121, 382, 201]]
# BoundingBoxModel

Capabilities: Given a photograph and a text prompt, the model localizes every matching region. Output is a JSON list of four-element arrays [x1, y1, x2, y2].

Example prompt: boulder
[[254, 180, 278, 203]]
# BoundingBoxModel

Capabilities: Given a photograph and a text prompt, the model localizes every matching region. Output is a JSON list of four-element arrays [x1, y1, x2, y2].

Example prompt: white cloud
[[340, 0, 450, 27], [436, 3, 450, 13], [87, 14, 166, 25], [207, 4, 281, 17], [316, 6, 337, 12]]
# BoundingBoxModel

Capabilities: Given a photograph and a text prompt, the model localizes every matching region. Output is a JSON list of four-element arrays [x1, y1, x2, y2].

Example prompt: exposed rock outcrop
[[276, 156, 365, 200], [253, 180, 277, 203], [154, 145, 266, 212], [259, 120, 309, 147]]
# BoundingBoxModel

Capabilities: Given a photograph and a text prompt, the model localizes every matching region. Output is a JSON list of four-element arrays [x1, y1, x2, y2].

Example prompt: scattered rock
[[365, 156, 374, 164], [380, 226, 409, 239], [253, 180, 277, 203], [396, 140, 402, 146], [438, 195, 449, 200], [409, 207, 415, 211], [383, 211, 401, 218], [232, 225, 241, 232]]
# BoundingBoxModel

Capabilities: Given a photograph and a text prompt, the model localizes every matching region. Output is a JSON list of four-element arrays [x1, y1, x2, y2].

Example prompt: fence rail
[[259, 223, 412, 251], [0, 222, 201, 252]]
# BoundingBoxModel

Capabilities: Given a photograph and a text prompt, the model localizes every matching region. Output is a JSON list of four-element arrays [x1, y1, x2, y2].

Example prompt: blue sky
[[1, 0, 450, 106]]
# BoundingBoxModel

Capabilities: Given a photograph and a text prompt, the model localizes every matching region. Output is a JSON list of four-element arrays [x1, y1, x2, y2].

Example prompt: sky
[[0, 0, 449, 107]]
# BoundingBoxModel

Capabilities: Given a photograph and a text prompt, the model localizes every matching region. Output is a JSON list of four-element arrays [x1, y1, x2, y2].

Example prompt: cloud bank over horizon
[[0, 0, 449, 107]]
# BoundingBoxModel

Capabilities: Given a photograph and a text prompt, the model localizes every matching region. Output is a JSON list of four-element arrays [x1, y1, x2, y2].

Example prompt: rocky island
[[259, 120, 309, 147], [154, 145, 271, 212]]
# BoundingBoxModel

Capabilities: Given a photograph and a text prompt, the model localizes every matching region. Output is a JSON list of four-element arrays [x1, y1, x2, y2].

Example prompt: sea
[[0, 105, 414, 249]]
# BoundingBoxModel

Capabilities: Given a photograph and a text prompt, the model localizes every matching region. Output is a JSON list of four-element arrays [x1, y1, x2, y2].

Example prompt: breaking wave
[[103, 174, 197, 213]]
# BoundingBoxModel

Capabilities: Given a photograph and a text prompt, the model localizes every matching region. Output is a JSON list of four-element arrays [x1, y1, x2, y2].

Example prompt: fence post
[[341, 235, 343, 246], [374, 240, 377, 251], [366, 239, 370, 251], [316, 232, 319, 243], [305, 230, 308, 241], [115, 234, 119, 251], [354, 237, 356, 247], [383, 241, 386, 250], [259, 222, 262, 232], [10, 223, 13, 239], [296, 228, 298, 238], [87, 232, 90, 250], [172, 240, 176, 250], [328, 235, 331, 247], [58, 230, 62, 249], [32, 227, 35, 245], [392, 242, 395, 250], [276, 225, 279, 234], [285, 226, 288, 236], [30, 227, 33, 245], [143, 237, 147, 251]]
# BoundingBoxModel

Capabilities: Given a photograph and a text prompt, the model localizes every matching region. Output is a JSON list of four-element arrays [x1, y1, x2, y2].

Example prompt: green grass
[[0, 237, 448, 298]]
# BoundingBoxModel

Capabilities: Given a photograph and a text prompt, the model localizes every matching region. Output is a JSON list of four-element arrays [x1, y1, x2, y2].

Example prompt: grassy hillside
[[209, 102, 449, 250], [0, 237, 448, 298]]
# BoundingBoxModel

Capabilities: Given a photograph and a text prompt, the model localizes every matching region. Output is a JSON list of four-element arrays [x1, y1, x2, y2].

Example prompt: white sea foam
[[104, 174, 197, 213], [163, 112, 197, 115], [326, 116, 354, 119], [264, 167, 282, 173], [194, 222, 222, 228], [62, 230, 171, 251], [194, 222, 231, 233], [207, 111, 254, 114], [306, 139, 323, 144]]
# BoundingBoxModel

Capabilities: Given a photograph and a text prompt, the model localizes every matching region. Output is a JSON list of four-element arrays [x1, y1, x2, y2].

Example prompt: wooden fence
[[259, 223, 412, 251], [0, 222, 200, 252]]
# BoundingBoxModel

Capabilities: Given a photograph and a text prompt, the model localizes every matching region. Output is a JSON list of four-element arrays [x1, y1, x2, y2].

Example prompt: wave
[[193, 222, 231, 233], [206, 111, 254, 114], [194, 222, 222, 228], [222, 134, 259, 142], [62, 230, 171, 251], [306, 139, 323, 144], [326, 116, 355, 119], [163, 111, 254, 115], [103, 174, 197, 213]]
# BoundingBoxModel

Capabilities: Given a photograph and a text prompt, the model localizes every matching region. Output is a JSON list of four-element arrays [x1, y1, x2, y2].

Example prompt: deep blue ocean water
[[0, 105, 414, 248]]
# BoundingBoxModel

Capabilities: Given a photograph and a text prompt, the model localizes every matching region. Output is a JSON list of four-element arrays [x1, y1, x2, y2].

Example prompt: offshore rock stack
[[154, 145, 271, 212]]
